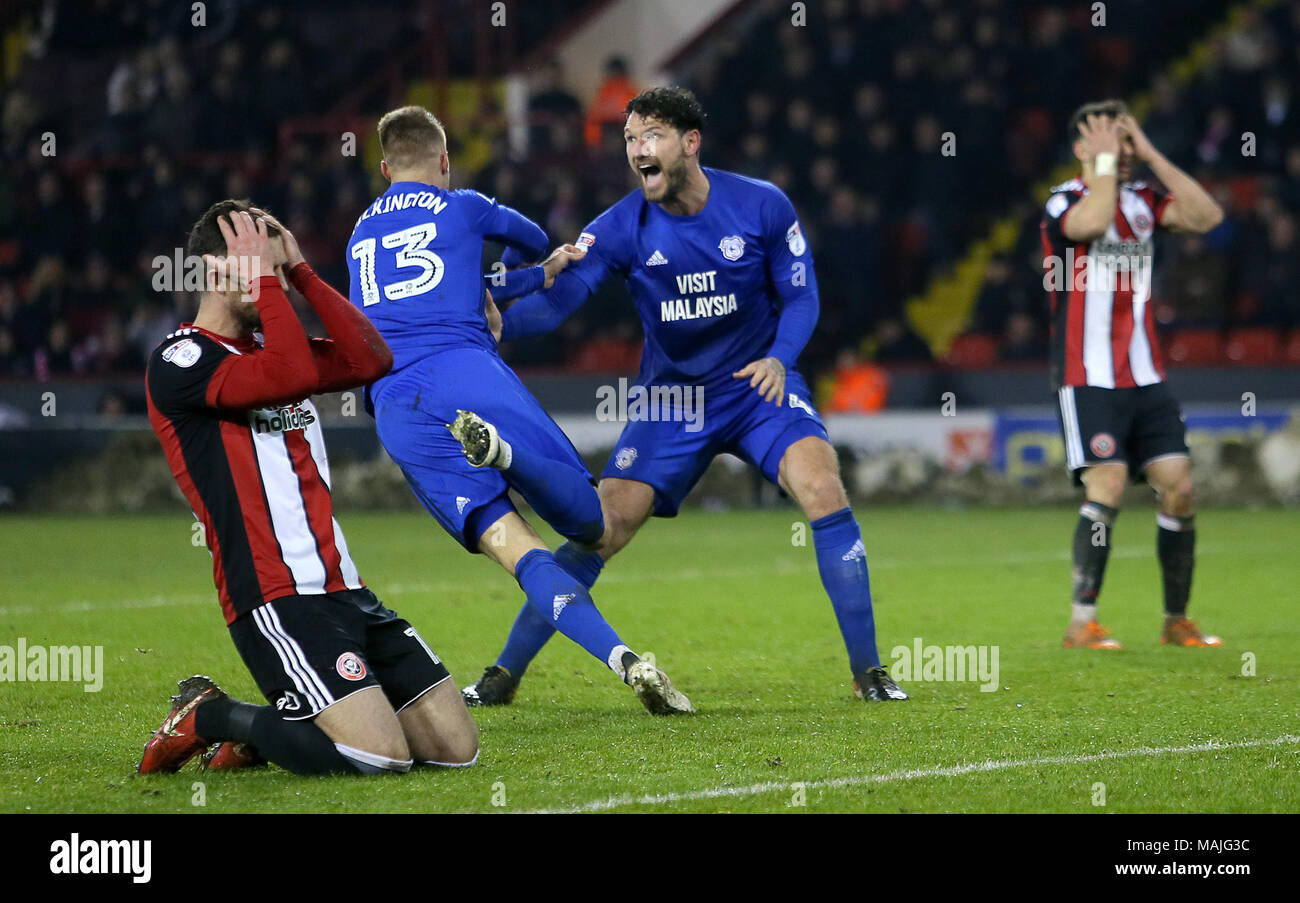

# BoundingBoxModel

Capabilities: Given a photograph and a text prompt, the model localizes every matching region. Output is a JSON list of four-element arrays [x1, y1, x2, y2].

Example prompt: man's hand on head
[[1077, 113, 1120, 167], [203, 211, 278, 298], [1115, 113, 1157, 163], [249, 207, 306, 270]]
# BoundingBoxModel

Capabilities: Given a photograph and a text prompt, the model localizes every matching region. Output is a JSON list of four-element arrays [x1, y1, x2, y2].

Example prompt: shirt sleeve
[[288, 263, 393, 393], [1143, 183, 1174, 227], [146, 333, 229, 413], [761, 186, 820, 369], [1042, 190, 1083, 242], [485, 264, 545, 303], [562, 207, 628, 296], [458, 189, 548, 260]]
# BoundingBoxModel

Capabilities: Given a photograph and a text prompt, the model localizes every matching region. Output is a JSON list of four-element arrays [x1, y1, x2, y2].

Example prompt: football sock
[[194, 698, 360, 775], [515, 548, 623, 670], [1072, 501, 1118, 621], [1157, 513, 1195, 616], [811, 507, 880, 673], [501, 447, 605, 546], [494, 541, 602, 675]]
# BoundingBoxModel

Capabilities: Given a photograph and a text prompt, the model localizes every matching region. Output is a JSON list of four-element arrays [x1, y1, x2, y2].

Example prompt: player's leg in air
[[139, 591, 478, 774], [379, 356, 692, 716]]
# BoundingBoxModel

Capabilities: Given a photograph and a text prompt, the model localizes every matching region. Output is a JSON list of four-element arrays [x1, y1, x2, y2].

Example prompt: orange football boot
[[1160, 616, 1223, 647], [1063, 620, 1123, 649]]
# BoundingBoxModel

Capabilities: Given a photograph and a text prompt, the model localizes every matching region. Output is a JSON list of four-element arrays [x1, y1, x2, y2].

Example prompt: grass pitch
[[1, 505, 1296, 813]]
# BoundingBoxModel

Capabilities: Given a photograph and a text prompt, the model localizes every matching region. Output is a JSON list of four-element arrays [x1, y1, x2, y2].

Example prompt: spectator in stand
[[584, 56, 638, 148], [528, 58, 583, 154], [1000, 311, 1047, 361], [868, 318, 932, 364], [826, 349, 889, 413]]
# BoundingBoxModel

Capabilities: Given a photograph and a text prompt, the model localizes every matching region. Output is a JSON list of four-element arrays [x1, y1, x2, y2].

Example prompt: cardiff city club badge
[[718, 235, 745, 261]]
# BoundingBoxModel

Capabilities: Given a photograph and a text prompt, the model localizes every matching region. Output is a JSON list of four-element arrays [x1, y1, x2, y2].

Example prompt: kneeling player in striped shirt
[[140, 204, 478, 775]]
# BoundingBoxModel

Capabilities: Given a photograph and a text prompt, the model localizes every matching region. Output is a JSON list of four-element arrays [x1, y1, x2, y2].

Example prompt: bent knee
[[797, 475, 849, 520], [423, 737, 480, 768], [1161, 477, 1196, 513], [335, 737, 414, 775]]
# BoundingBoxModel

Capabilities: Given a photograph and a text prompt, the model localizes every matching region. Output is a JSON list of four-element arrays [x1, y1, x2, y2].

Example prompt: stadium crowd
[[1, 0, 1297, 388]]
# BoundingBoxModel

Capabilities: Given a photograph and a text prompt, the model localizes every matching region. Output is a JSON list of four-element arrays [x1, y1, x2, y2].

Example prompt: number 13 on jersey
[[351, 222, 445, 306]]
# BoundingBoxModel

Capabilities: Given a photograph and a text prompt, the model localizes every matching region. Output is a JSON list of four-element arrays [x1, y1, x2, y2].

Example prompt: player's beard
[[231, 297, 262, 332], [658, 158, 690, 204]]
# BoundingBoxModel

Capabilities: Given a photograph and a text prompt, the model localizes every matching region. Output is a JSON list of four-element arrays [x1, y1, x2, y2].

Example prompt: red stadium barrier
[[1166, 329, 1226, 365], [945, 333, 999, 368], [1225, 328, 1282, 365]]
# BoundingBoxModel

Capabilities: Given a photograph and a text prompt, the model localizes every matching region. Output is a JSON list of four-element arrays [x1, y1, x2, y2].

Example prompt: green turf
[[1, 506, 1296, 813]]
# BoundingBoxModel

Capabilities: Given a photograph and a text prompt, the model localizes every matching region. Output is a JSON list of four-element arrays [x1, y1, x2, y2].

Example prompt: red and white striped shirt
[[1041, 178, 1173, 389], [146, 266, 391, 624]]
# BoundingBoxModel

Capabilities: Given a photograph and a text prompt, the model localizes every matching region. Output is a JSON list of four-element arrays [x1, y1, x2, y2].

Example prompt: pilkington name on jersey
[[660, 269, 737, 322], [251, 402, 316, 434], [355, 190, 447, 226]]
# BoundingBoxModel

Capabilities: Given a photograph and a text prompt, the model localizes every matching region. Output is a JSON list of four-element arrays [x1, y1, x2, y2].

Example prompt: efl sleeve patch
[[1045, 193, 1070, 219], [785, 221, 807, 256], [577, 231, 597, 248], [162, 338, 202, 368]]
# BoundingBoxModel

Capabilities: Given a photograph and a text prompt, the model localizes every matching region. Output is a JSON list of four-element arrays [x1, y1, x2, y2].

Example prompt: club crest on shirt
[[615, 446, 638, 470], [336, 652, 367, 681], [1090, 432, 1116, 457], [718, 235, 745, 261]]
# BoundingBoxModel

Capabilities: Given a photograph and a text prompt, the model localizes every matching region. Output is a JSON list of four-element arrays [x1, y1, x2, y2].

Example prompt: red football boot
[[138, 676, 226, 774], [200, 742, 265, 771]]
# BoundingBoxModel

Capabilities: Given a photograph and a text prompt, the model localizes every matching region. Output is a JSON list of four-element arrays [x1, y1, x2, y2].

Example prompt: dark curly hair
[[625, 86, 706, 134]]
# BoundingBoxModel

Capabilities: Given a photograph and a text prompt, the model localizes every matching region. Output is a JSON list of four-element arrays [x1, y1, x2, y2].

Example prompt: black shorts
[[1055, 382, 1189, 486], [229, 588, 450, 721]]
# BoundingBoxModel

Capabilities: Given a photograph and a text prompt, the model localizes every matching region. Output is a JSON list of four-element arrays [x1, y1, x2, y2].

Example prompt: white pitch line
[[522, 734, 1300, 814]]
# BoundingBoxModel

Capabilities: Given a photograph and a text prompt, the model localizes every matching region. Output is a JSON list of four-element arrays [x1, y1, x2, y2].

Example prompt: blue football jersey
[[563, 167, 817, 389], [346, 181, 547, 375]]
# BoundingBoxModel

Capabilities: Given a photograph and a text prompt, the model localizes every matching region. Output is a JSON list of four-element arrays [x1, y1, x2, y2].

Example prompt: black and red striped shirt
[[146, 265, 391, 624], [1041, 178, 1172, 390]]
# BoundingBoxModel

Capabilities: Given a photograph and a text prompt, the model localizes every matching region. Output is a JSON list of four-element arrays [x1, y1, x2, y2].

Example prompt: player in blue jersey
[[346, 105, 693, 715], [466, 87, 908, 705]]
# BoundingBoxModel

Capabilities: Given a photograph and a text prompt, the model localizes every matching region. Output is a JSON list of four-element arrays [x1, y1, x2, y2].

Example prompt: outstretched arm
[[485, 243, 587, 305], [499, 269, 593, 341], [467, 192, 548, 261]]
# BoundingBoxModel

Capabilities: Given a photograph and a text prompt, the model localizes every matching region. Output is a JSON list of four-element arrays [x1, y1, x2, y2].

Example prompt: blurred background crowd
[[1, 0, 1297, 405]]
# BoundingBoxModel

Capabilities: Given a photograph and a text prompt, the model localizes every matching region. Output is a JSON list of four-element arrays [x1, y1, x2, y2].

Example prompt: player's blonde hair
[[377, 105, 447, 170]]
